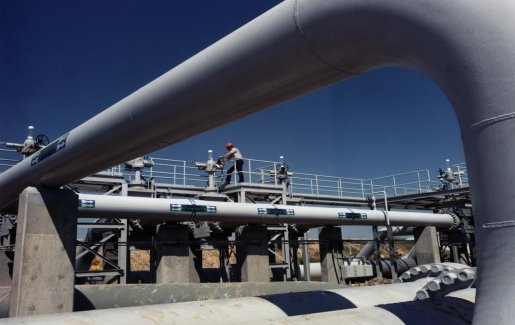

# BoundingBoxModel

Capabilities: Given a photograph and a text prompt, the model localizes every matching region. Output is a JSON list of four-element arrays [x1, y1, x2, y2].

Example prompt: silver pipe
[[0, 0, 513, 321], [4, 299, 474, 325], [369, 258, 417, 278], [356, 227, 412, 258], [302, 232, 311, 281], [298, 258, 416, 281], [242, 298, 474, 325], [0, 282, 346, 317], [4, 279, 446, 324], [77, 194, 457, 228], [299, 263, 321, 281]]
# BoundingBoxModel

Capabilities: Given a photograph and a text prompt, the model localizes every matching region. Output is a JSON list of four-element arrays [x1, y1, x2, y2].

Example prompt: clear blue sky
[[0, 0, 465, 180]]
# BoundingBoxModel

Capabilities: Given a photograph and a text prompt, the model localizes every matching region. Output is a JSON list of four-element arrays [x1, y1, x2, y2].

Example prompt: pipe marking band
[[78, 199, 95, 208], [470, 112, 515, 130], [257, 208, 295, 216], [482, 220, 515, 229], [170, 204, 217, 213], [30, 132, 69, 166], [339, 212, 367, 219]]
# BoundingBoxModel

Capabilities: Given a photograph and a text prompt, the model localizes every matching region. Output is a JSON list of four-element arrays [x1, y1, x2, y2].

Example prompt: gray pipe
[[356, 227, 412, 258], [77, 194, 457, 228], [242, 297, 475, 325], [3, 281, 476, 324], [0, 0, 514, 322], [0, 282, 345, 317], [299, 257, 416, 281], [3, 299, 475, 325], [369, 258, 417, 278], [3, 279, 448, 324]]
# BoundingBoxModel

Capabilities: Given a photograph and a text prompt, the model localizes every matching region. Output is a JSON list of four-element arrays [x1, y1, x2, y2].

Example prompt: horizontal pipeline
[[77, 194, 458, 228], [4, 284, 476, 324], [0, 282, 345, 317]]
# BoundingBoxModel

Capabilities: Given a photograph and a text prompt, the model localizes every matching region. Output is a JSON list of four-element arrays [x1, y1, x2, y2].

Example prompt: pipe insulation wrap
[[0, 0, 514, 322], [77, 194, 457, 228]]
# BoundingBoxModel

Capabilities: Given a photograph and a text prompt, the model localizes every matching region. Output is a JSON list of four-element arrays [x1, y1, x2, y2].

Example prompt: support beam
[[414, 226, 441, 265], [116, 219, 128, 284], [237, 226, 270, 282], [154, 224, 200, 283], [319, 226, 343, 283], [9, 187, 77, 316]]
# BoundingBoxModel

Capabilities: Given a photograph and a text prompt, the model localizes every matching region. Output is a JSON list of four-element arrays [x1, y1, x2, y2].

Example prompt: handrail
[[0, 148, 468, 199]]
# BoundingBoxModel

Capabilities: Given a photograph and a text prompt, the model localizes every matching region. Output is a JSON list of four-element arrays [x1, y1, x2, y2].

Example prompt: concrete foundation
[[237, 226, 270, 282], [319, 227, 343, 283], [155, 224, 201, 283], [414, 226, 441, 265], [0, 252, 13, 286], [9, 187, 77, 317]]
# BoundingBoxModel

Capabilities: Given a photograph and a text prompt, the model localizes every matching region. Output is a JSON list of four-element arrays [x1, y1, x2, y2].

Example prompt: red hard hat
[[225, 142, 234, 148]]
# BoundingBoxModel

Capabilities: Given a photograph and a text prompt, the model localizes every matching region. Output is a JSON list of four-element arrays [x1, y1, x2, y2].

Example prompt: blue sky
[[0, 0, 465, 180]]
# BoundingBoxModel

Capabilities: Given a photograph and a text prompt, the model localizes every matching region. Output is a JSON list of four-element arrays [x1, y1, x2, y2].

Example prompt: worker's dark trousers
[[226, 159, 244, 184]]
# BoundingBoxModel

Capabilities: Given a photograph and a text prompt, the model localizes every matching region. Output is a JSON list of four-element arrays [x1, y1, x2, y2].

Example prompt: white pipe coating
[[0, 0, 514, 322], [3, 280, 440, 325], [3, 282, 476, 325], [77, 194, 457, 228]]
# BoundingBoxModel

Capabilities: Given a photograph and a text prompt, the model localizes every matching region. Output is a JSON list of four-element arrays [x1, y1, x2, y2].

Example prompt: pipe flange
[[437, 211, 460, 230], [449, 212, 461, 230]]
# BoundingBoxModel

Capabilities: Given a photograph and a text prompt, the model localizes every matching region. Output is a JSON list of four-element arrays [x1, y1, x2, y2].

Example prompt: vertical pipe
[[303, 232, 311, 281], [417, 171, 422, 193]]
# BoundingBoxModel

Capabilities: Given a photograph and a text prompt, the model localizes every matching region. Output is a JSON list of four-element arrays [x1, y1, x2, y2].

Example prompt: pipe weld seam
[[482, 220, 515, 229], [293, 0, 359, 76], [469, 112, 515, 130]]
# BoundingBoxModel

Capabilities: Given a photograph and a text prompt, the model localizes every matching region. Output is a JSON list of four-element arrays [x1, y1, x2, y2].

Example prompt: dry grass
[[130, 250, 151, 271], [130, 248, 236, 270], [130, 241, 414, 271]]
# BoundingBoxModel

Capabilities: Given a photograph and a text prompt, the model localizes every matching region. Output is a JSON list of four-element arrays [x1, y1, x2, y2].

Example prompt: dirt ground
[[130, 241, 414, 272], [130, 250, 151, 271]]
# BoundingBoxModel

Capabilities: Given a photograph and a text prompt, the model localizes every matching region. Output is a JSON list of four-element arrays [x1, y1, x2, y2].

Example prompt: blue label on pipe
[[78, 199, 95, 208], [31, 132, 69, 166], [339, 212, 367, 219]]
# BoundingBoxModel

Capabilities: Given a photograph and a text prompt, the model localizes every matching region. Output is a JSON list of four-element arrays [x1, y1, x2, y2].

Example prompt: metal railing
[[0, 148, 21, 170], [141, 157, 291, 188], [364, 170, 436, 197], [288, 172, 366, 199], [147, 158, 203, 187], [0, 147, 468, 200]]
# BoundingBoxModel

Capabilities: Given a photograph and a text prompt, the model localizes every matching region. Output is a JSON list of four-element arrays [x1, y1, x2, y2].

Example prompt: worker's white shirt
[[228, 147, 243, 160]]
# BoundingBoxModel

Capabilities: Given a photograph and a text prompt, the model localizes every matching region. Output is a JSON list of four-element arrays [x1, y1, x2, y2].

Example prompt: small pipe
[[302, 232, 311, 281], [442, 273, 458, 285], [77, 194, 458, 228], [458, 269, 476, 282], [428, 279, 442, 292]]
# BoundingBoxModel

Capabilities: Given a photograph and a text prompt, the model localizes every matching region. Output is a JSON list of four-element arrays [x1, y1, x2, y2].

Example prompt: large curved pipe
[[77, 194, 457, 228], [4, 283, 476, 324], [0, 0, 514, 322]]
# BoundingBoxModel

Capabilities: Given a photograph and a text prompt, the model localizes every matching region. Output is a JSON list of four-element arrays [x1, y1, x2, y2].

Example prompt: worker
[[89, 257, 103, 271], [222, 142, 244, 186]]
